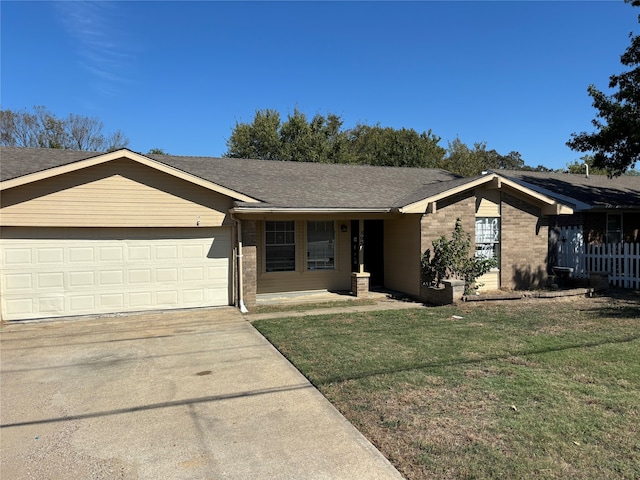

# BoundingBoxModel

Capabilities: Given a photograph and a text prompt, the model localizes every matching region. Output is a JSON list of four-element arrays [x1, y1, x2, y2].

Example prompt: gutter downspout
[[231, 213, 249, 313]]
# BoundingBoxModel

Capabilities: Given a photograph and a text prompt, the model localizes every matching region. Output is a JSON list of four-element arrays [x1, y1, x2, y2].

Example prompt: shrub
[[422, 218, 498, 294]]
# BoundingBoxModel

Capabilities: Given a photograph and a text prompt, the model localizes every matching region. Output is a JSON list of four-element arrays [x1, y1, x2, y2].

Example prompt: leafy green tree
[[567, 0, 640, 177], [565, 155, 607, 175], [148, 148, 169, 155], [439, 138, 496, 176], [0, 106, 129, 151], [225, 109, 445, 166], [225, 109, 283, 160], [497, 151, 525, 170], [279, 109, 350, 163], [225, 108, 536, 174], [348, 124, 446, 168]]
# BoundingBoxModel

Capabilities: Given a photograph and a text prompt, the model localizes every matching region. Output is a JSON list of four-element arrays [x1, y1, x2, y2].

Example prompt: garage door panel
[[99, 270, 124, 286], [38, 248, 64, 263], [156, 268, 178, 282], [5, 273, 33, 290], [129, 292, 153, 307], [128, 246, 151, 261], [183, 289, 204, 303], [70, 271, 95, 287], [183, 267, 204, 281], [38, 272, 65, 289], [182, 244, 205, 258], [1, 228, 231, 320], [4, 247, 32, 264], [5, 298, 34, 316], [129, 269, 152, 284], [69, 247, 94, 262], [70, 295, 95, 312], [101, 293, 124, 308], [156, 245, 178, 260], [39, 296, 64, 315]]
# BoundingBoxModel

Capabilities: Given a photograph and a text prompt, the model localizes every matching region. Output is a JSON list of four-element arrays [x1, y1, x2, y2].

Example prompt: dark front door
[[351, 220, 384, 288]]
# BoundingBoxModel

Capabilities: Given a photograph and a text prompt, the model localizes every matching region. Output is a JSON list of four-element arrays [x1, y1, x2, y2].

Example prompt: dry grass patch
[[254, 291, 640, 479]]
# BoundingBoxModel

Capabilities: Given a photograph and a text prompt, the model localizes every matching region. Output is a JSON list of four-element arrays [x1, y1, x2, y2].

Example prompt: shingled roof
[[0, 147, 462, 210], [3, 147, 636, 212], [500, 170, 640, 210]]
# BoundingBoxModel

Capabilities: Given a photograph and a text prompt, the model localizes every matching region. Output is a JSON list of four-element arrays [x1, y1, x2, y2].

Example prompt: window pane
[[307, 221, 335, 270], [266, 245, 295, 272], [265, 221, 295, 272], [475, 217, 500, 264], [607, 214, 622, 243]]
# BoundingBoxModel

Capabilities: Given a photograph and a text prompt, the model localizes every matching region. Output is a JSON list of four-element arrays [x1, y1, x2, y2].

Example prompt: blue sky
[[2, 1, 638, 170]]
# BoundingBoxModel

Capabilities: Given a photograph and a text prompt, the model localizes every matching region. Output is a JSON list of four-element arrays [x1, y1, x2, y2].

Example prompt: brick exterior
[[420, 192, 476, 254], [351, 272, 370, 297], [241, 220, 257, 307], [501, 194, 549, 290]]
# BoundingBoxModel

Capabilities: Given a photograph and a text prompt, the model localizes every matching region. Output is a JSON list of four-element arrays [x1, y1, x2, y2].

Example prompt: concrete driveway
[[1, 308, 403, 480]]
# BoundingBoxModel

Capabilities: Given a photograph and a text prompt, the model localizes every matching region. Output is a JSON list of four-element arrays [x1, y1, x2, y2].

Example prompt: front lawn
[[253, 293, 640, 479]]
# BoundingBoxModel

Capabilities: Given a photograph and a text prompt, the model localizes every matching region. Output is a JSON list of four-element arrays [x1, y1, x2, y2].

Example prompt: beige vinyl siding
[[256, 219, 351, 294], [0, 159, 233, 228], [476, 271, 499, 291], [475, 187, 501, 291], [475, 188, 501, 217], [384, 216, 421, 297]]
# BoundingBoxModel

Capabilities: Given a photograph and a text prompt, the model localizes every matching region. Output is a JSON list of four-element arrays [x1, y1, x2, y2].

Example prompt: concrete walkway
[[1, 307, 404, 480], [245, 295, 426, 322]]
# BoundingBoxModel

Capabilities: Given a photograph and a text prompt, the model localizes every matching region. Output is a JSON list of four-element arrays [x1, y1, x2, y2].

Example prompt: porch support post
[[358, 219, 365, 273], [352, 219, 370, 297]]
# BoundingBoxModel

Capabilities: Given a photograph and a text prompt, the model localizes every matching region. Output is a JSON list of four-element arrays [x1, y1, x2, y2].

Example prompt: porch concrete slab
[[246, 296, 426, 322], [1, 308, 403, 480]]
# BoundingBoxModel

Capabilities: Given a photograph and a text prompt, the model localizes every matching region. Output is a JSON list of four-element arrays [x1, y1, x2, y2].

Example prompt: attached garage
[[1, 227, 231, 321], [0, 149, 260, 321]]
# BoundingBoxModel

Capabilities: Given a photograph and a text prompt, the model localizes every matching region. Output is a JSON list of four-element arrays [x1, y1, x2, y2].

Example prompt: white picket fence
[[556, 226, 640, 289]]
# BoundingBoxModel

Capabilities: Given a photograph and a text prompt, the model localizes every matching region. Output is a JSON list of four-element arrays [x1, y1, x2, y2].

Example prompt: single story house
[[1, 146, 632, 321], [499, 170, 640, 244]]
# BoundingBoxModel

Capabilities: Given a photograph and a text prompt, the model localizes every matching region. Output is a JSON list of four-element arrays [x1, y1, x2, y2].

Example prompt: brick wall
[[501, 193, 549, 289], [420, 192, 476, 254], [241, 219, 257, 307]]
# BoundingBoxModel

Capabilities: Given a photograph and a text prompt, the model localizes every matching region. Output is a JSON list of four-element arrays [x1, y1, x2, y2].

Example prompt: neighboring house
[[0, 147, 581, 321], [499, 170, 640, 288], [501, 170, 640, 244]]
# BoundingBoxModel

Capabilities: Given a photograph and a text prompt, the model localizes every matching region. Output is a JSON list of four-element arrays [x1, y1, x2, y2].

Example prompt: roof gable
[[0, 147, 258, 203], [0, 147, 590, 214], [398, 173, 574, 215]]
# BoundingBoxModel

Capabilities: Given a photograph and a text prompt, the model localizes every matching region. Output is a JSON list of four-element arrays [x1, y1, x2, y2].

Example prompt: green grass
[[253, 294, 640, 480]]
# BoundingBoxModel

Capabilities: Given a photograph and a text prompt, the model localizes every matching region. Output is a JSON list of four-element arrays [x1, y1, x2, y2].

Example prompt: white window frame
[[307, 221, 335, 271], [475, 217, 500, 269], [265, 221, 296, 272]]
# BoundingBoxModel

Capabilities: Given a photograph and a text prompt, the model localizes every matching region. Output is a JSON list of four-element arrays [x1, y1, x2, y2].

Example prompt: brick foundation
[[351, 272, 370, 297]]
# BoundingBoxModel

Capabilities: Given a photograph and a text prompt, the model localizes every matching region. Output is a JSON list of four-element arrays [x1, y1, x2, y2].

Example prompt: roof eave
[[0, 148, 260, 203], [399, 173, 574, 215], [231, 206, 393, 214], [399, 175, 496, 213]]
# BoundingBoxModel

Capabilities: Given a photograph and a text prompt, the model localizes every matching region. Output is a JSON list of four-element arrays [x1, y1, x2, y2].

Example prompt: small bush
[[422, 218, 497, 294]]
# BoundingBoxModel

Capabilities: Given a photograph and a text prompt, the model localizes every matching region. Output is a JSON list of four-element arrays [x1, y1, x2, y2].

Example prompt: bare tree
[[1, 106, 129, 151]]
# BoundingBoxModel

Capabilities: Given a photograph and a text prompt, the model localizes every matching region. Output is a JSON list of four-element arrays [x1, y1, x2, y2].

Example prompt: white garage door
[[0, 228, 231, 321]]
